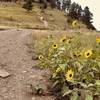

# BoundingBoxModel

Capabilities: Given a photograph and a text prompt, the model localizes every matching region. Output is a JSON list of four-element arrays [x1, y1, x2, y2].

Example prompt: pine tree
[[50, 0, 56, 9], [62, 0, 71, 11], [83, 6, 93, 24], [68, 2, 78, 19], [77, 5, 82, 18], [82, 6, 95, 29], [23, 0, 33, 12]]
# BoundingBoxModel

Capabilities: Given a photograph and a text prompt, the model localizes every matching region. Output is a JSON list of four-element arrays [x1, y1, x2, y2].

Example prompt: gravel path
[[0, 29, 52, 100]]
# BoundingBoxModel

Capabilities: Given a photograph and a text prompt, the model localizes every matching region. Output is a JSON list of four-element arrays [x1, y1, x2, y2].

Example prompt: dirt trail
[[0, 29, 52, 100]]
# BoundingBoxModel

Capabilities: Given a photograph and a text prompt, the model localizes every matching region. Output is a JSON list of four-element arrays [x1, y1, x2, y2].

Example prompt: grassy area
[[0, 3, 68, 29], [0, 2, 99, 32]]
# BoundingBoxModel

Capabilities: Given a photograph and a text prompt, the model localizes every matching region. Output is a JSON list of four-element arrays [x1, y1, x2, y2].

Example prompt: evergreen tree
[[82, 6, 95, 29], [83, 6, 93, 23], [68, 2, 78, 19], [23, 0, 33, 12], [56, 0, 61, 10], [50, 0, 56, 9], [39, 0, 48, 9], [77, 5, 82, 18], [62, 0, 71, 11]]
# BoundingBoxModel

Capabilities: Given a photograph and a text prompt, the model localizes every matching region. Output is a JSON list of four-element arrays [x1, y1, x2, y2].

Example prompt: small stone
[[40, 17, 44, 21], [30, 75, 36, 78], [0, 69, 10, 78], [32, 97, 35, 100], [22, 71, 27, 73], [43, 21, 48, 28]]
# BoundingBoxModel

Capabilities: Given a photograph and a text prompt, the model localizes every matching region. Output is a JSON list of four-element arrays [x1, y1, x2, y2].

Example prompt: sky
[[72, 0, 100, 31]]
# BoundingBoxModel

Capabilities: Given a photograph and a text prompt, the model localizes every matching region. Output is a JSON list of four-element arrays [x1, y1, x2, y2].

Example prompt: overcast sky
[[72, 0, 100, 31]]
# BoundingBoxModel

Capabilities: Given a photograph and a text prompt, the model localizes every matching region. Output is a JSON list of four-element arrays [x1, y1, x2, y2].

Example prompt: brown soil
[[0, 29, 53, 100]]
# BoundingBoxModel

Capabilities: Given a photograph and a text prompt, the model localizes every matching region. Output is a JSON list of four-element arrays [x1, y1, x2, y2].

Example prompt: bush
[[22, 0, 33, 12], [32, 31, 100, 100]]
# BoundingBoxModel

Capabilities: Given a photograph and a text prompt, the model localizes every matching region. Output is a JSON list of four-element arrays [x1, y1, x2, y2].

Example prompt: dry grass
[[30, 30, 99, 50], [0, 3, 67, 29]]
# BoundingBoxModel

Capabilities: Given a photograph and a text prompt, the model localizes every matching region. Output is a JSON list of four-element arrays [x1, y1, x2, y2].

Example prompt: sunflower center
[[69, 74, 72, 77], [63, 39, 66, 42], [74, 23, 76, 25], [87, 53, 90, 56], [54, 45, 56, 47]]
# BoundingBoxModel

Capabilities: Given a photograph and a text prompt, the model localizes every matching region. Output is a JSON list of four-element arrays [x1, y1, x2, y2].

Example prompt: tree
[[82, 6, 95, 29], [68, 2, 78, 19], [39, 0, 48, 9], [50, 0, 56, 9], [62, 0, 71, 11], [56, 0, 61, 10], [77, 5, 82, 19], [23, 0, 33, 12], [83, 6, 93, 24]]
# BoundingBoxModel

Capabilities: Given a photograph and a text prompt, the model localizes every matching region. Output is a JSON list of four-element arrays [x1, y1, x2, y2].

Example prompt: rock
[[40, 17, 48, 28], [43, 20, 48, 28], [22, 70, 27, 73], [32, 97, 35, 100], [0, 69, 10, 78], [40, 17, 44, 21]]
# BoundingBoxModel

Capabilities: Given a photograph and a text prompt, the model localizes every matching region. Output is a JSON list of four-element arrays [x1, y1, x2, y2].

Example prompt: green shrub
[[32, 33, 100, 100], [22, 0, 33, 12]]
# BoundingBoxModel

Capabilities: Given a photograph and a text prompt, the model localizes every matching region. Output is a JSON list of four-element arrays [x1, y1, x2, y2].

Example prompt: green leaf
[[58, 47, 66, 51], [78, 82, 88, 88], [98, 62, 100, 67], [63, 90, 72, 96], [85, 94, 93, 100], [52, 73, 57, 78], [59, 64, 67, 71], [71, 91, 79, 100], [75, 61, 82, 68], [92, 67, 99, 72], [52, 80, 59, 88], [95, 80, 100, 86], [62, 85, 72, 96], [87, 84, 94, 88]]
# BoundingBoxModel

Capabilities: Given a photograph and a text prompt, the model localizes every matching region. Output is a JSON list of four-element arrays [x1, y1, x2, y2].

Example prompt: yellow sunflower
[[65, 69, 74, 81], [72, 20, 78, 28], [60, 36, 66, 43], [96, 36, 100, 44], [38, 55, 44, 60], [52, 43, 58, 49], [84, 50, 93, 58]]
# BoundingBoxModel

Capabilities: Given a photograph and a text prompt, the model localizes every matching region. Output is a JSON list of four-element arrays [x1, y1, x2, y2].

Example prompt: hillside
[[0, 2, 89, 30]]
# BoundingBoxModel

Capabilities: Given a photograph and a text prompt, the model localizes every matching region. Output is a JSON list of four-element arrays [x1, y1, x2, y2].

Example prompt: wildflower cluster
[[32, 33, 100, 100]]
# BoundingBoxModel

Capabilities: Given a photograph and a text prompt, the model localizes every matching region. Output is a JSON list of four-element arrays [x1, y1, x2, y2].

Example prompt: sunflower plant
[[32, 34, 100, 100]]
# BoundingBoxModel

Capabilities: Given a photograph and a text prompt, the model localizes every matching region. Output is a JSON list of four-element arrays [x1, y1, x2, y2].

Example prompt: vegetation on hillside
[[33, 0, 95, 30], [0, 0, 96, 30], [0, 3, 67, 29], [31, 24, 100, 100], [22, 0, 33, 12]]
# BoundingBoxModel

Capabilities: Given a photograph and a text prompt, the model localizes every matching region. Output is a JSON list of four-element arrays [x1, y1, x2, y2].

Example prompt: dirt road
[[0, 29, 52, 100]]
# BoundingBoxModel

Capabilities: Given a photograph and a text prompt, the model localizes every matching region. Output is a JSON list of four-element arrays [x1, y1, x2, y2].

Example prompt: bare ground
[[0, 29, 53, 100]]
